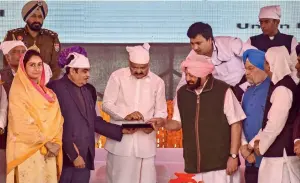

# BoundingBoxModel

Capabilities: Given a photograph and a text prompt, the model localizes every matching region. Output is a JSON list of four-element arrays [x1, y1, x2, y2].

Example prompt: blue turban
[[243, 49, 265, 71]]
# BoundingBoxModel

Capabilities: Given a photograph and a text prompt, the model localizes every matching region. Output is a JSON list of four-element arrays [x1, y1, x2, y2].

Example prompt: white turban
[[0, 41, 26, 55], [126, 43, 150, 64], [259, 5, 281, 20], [65, 52, 90, 69], [265, 46, 291, 84]]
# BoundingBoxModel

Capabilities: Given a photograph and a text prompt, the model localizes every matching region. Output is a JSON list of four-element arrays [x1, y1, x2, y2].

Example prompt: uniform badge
[[54, 43, 60, 52], [17, 35, 23, 41], [37, 0, 43, 6]]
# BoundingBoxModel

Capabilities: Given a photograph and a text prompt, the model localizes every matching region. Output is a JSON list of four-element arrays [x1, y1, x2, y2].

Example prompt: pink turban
[[180, 51, 214, 78]]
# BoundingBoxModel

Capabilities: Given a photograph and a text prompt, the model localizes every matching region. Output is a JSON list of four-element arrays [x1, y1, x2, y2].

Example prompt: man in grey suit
[[48, 48, 132, 183]]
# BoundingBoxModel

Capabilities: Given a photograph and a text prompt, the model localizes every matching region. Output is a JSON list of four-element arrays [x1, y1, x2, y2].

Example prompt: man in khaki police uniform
[[3, 0, 61, 79]]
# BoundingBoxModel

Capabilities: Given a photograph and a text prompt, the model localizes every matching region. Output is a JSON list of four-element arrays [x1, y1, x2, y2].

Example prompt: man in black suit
[[48, 52, 132, 183]]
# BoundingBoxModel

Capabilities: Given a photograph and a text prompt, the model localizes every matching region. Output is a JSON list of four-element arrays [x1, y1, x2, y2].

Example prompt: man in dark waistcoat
[[149, 53, 245, 183], [293, 44, 300, 158], [247, 5, 298, 83], [0, 40, 26, 182], [247, 5, 297, 54], [249, 46, 300, 183]]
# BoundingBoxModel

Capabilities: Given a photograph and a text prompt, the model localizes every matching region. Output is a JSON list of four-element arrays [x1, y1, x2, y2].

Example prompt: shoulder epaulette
[[41, 28, 58, 37], [7, 28, 25, 34]]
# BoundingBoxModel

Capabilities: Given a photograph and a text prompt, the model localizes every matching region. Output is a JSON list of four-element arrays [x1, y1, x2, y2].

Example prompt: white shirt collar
[[195, 78, 209, 95]]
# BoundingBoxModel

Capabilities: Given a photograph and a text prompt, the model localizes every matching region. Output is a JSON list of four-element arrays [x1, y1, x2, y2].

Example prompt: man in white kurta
[[176, 22, 256, 102], [248, 46, 300, 183], [102, 43, 167, 183], [149, 53, 246, 183], [294, 44, 300, 158], [246, 5, 298, 84]]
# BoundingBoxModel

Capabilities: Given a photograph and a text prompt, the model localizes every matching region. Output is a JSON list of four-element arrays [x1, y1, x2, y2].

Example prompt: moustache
[[32, 22, 42, 26], [187, 78, 201, 90], [134, 72, 144, 75]]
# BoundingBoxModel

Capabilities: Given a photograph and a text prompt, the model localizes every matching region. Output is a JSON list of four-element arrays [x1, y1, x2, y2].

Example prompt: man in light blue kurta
[[240, 49, 270, 183]]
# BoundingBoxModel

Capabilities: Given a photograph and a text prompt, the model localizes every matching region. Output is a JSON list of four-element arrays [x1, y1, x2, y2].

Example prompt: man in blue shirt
[[240, 49, 270, 183]]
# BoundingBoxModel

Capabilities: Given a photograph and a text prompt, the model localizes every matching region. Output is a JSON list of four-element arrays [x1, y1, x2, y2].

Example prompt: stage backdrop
[[1, 1, 300, 99], [0, 1, 299, 43], [0, 0, 299, 148]]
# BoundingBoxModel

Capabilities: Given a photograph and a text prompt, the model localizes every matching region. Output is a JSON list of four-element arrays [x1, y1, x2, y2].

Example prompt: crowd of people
[[0, 1, 299, 183]]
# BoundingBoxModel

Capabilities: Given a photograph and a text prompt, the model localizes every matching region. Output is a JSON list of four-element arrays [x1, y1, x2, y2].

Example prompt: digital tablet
[[122, 123, 153, 129]]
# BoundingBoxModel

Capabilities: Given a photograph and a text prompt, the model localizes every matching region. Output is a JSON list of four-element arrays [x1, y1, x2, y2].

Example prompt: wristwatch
[[229, 153, 238, 159]]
